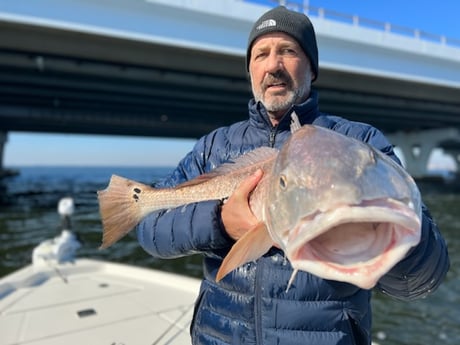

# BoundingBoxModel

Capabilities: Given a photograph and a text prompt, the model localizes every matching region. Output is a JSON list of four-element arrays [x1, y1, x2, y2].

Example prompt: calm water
[[0, 166, 458, 345]]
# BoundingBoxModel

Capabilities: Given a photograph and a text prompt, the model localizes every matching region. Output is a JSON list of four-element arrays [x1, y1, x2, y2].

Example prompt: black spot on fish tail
[[132, 187, 141, 202]]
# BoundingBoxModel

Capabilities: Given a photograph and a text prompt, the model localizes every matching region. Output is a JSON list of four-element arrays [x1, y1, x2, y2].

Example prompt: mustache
[[262, 70, 293, 90]]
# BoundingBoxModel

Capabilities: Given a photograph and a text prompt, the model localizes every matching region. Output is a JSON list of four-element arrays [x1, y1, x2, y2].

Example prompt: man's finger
[[237, 169, 263, 197]]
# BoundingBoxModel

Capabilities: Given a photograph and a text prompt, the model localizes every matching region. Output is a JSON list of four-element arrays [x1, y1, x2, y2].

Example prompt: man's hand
[[221, 169, 263, 241]]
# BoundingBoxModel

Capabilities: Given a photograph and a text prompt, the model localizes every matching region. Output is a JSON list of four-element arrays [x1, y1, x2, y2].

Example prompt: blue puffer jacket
[[137, 91, 449, 345]]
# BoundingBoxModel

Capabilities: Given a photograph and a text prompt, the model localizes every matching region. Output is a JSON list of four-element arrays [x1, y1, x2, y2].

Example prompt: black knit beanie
[[246, 6, 319, 81]]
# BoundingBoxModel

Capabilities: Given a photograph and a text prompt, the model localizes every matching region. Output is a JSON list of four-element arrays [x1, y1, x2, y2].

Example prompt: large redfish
[[97, 121, 421, 289]]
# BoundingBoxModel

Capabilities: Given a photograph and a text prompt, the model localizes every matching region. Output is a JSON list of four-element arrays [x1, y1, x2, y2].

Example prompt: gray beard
[[261, 90, 296, 113], [255, 83, 309, 114]]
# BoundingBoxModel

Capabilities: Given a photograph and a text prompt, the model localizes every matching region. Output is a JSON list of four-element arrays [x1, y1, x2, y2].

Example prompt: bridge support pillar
[[0, 132, 19, 179], [386, 128, 460, 179], [444, 147, 460, 167], [0, 131, 6, 174]]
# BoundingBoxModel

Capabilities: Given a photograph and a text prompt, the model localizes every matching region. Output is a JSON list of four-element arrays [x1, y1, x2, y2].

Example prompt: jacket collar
[[248, 90, 321, 131]]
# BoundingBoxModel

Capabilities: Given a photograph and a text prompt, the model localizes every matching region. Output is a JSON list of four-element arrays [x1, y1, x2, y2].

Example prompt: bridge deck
[[0, 0, 459, 175]]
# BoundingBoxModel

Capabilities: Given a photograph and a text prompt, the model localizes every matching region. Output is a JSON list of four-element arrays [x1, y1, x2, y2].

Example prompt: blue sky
[[4, 0, 460, 168]]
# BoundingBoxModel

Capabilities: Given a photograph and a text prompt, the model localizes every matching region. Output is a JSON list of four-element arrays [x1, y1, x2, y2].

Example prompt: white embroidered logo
[[256, 19, 276, 30]]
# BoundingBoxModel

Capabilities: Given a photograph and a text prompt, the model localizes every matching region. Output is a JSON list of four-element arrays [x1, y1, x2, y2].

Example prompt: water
[[0, 166, 458, 345], [0, 166, 204, 278]]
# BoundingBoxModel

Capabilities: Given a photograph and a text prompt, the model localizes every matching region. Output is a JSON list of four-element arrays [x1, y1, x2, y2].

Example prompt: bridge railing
[[252, 0, 460, 48]]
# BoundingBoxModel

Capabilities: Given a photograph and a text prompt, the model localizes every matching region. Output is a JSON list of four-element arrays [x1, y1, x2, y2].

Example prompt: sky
[[3, 0, 460, 169]]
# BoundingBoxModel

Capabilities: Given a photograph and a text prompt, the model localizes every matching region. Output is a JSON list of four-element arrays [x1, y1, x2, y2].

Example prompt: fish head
[[263, 125, 422, 289]]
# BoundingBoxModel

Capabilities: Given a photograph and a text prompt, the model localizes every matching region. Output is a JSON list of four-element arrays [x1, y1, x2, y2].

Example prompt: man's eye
[[281, 48, 296, 55], [254, 52, 267, 60]]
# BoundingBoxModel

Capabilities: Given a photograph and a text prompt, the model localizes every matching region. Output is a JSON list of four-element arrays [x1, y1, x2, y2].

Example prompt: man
[[136, 6, 449, 345]]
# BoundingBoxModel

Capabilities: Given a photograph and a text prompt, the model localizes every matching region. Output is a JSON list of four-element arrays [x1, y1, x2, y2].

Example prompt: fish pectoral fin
[[216, 222, 273, 282]]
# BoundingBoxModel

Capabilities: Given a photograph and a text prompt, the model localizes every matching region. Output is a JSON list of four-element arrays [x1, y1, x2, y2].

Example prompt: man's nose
[[265, 52, 284, 74]]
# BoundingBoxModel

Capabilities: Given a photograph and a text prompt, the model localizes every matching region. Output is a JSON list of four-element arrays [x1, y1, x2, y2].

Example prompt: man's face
[[249, 32, 314, 123]]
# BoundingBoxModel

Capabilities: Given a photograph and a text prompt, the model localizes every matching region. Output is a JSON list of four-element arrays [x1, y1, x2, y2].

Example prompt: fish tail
[[97, 174, 153, 249]]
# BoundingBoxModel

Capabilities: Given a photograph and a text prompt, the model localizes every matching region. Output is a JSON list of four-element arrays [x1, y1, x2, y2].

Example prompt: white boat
[[0, 198, 200, 345]]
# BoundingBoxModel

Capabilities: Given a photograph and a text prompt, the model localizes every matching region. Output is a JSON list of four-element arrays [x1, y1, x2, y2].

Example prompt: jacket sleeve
[[136, 133, 234, 259], [361, 126, 450, 300], [377, 205, 449, 300]]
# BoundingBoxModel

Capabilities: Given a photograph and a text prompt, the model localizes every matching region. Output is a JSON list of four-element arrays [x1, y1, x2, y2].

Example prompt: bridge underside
[[1, 20, 460, 140]]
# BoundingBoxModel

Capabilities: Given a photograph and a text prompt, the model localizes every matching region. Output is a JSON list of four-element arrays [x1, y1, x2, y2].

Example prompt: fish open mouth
[[297, 221, 394, 265], [286, 199, 421, 289]]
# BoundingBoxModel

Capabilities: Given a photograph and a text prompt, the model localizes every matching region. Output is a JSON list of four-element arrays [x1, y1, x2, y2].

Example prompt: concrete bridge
[[0, 0, 460, 178]]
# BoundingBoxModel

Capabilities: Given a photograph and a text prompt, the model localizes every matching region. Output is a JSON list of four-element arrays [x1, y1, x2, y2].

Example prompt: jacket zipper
[[269, 127, 277, 147], [254, 258, 264, 344]]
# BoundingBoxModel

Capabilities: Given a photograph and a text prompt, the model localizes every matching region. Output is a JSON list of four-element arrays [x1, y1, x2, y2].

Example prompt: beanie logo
[[256, 19, 276, 31]]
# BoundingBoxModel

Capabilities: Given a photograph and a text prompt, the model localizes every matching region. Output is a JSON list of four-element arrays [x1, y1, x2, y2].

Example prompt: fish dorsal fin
[[176, 147, 278, 189], [216, 222, 273, 282], [290, 111, 302, 133]]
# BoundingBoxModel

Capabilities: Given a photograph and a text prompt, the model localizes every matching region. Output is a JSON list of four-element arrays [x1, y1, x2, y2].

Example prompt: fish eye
[[279, 175, 287, 189]]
